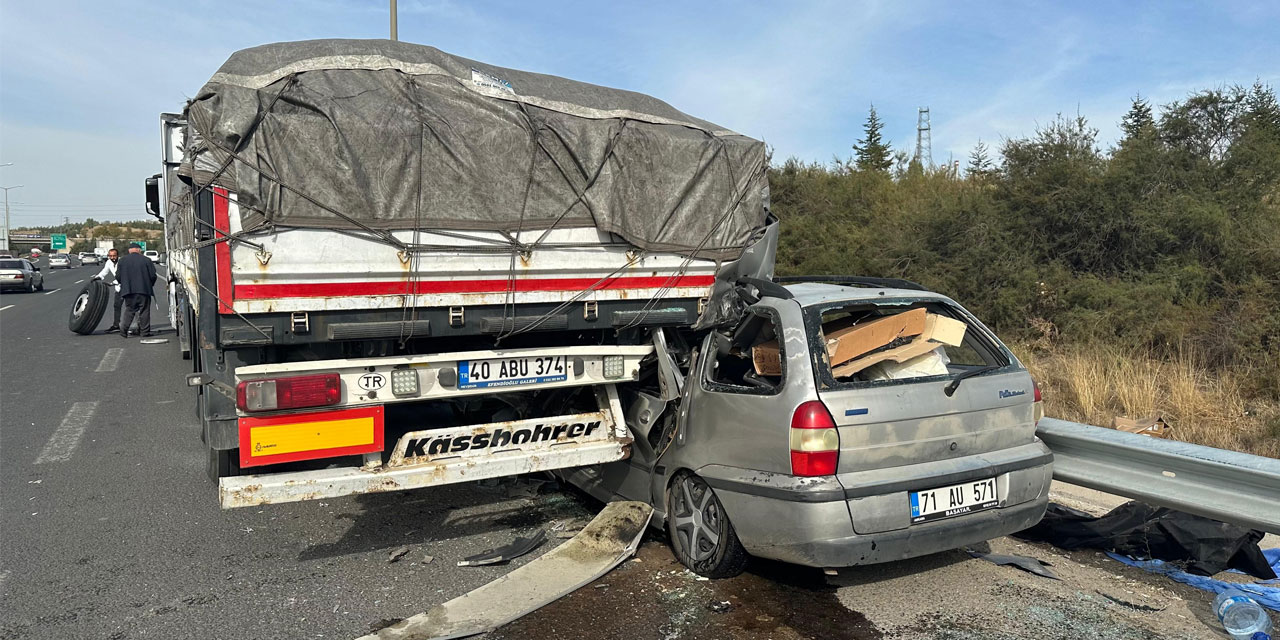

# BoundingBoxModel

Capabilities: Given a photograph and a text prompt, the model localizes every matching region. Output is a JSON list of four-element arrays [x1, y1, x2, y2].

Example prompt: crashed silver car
[[565, 279, 1052, 577]]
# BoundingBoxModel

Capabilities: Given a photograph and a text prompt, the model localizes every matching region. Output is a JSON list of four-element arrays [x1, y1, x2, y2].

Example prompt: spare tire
[[69, 280, 110, 334]]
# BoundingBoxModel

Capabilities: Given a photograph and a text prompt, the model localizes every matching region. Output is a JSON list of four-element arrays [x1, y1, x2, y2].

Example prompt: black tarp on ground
[[1015, 502, 1277, 579], [181, 39, 771, 261]]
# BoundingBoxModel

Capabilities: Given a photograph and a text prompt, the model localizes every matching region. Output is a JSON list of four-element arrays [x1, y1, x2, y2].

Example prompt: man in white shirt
[[92, 249, 123, 333]]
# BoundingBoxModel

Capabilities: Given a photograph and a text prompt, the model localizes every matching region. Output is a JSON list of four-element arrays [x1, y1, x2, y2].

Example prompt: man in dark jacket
[[117, 243, 158, 338]]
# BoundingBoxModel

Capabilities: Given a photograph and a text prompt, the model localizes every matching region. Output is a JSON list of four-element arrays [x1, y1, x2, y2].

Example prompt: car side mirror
[[145, 174, 163, 221]]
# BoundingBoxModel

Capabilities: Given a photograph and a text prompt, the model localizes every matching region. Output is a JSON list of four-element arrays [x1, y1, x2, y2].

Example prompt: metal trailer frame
[[220, 381, 631, 508]]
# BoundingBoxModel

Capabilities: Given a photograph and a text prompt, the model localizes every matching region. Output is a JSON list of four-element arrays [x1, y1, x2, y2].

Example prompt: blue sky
[[1, 0, 1277, 226]]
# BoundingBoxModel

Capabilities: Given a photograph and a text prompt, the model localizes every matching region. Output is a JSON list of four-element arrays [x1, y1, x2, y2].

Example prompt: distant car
[[0, 253, 13, 259], [0, 258, 44, 292], [563, 280, 1051, 578], [49, 254, 73, 269], [80, 253, 100, 266], [144, 250, 160, 263]]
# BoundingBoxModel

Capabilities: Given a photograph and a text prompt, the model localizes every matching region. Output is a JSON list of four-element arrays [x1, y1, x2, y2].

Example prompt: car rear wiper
[[943, 364, 1001, 397]]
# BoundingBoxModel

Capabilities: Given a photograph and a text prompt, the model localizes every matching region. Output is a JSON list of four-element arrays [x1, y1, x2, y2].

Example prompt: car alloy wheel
[[666, 472, 748, 578]]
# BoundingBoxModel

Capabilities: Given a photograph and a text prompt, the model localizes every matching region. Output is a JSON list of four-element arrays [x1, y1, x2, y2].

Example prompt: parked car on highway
[[563, 278, 1052, 577], [0, 258, 45, 292], [48, 254, 73, 269], [144, 250, 160, 263]]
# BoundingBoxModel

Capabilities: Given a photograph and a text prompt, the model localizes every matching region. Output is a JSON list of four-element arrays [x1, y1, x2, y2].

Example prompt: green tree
[[1119, 94, 1156, 141], [852, 104, 893, 172], [967, 139, 995, 179]]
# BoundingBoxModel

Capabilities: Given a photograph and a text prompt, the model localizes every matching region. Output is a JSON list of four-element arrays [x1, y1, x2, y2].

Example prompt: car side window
[[703, 308, 785, 395]]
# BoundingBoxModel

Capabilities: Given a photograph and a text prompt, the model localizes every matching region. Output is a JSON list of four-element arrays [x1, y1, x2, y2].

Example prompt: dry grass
[[1016, 344, 1280, 459]]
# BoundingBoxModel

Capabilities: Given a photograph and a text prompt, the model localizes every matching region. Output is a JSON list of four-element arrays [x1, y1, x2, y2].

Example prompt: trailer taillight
[[237, 373, 342, 412], [789, 401, 839, 477]]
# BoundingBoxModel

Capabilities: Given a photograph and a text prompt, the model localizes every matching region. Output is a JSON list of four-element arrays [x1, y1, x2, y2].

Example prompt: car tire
[[666, 472, 749, 578], [36, 278, 44, 291], [69, 280, 109, 334]]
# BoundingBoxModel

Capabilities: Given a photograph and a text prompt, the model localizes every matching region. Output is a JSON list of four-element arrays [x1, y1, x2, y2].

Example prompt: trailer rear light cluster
[[390, 369, 420, 397], [237, 372, 342, 412], [603, 355, 625, 379], [789, 401, 840, 477]]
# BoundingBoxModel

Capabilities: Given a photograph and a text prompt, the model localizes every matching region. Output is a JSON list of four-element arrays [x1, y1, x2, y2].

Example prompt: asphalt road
[[0, 257, 597, 640], [0, 257, 1258, 640]]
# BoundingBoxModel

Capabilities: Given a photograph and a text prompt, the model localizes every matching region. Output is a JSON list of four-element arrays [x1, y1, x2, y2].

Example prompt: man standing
[[91, 249, 123, 333], [116, 243, 158, 338]]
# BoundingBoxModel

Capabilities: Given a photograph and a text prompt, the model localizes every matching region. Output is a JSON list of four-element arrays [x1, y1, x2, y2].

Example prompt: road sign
[[51, 234, 67, 249], [135, 240, 147, 251]]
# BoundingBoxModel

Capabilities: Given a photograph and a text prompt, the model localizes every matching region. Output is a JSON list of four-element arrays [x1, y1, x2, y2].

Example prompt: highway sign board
[[51, 234, 67, 249]]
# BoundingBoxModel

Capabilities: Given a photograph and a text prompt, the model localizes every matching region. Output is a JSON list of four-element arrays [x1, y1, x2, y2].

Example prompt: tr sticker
[[358, 373, 387, 391]]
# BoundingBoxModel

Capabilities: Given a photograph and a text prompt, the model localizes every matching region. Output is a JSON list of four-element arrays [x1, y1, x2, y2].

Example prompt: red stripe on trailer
[[212, 188, 235, 314], [233, 275, 717, 300]]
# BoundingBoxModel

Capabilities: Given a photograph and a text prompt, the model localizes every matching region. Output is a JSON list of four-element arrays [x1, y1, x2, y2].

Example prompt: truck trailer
[[147, 39, 777, 508]]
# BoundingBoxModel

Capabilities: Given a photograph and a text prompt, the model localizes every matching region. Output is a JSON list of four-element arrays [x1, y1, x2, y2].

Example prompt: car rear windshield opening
[[808, 300, 1010, 387], [0, 260, 23, 269]]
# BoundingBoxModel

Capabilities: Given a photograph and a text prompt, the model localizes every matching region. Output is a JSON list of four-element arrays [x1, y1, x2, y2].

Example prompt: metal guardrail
[[1036, 417, 1280, 534]]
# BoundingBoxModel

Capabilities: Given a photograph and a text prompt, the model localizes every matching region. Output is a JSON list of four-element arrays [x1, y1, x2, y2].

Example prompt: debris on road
[[139, 338, 169, 344], [387, 547, 410, 563], [1112, 414, 1172, 438], [456, 530, 546, 567], [1016, 502, 1276, 579], [359, 501, 651, 640], [1097, 590, 1167, 612], [421, 555, 434, 565], [1106, 552, 1280, 611], [706, 600, 733, 613], [967, 549, 1060, 580]]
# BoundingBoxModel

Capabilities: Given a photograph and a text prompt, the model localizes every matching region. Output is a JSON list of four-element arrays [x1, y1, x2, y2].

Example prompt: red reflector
[[791, 400, 836, 430], [791, 450, 838, 476], [236, 373, 342, 412], [1033, 379, 1042, 403]]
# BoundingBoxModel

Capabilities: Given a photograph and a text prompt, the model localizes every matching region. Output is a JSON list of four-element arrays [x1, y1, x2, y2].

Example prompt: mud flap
[[359, 501, 653, 640]]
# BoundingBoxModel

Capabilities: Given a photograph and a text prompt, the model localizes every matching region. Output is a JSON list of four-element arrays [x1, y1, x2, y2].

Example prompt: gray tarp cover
[[184, 39, 770, 260]]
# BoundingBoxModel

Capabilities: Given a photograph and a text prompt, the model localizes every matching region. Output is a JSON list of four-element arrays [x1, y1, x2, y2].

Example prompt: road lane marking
[[0, 570, 9, 595], [75, 279, 84, 284], [35, 402, 99, 464], [95, 348, 124, 372], [43, 289, 60, 295], [0, 305, 12, 311]]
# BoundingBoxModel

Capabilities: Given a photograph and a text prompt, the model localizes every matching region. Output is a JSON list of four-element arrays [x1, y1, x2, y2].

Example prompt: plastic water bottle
[[1214, 588, 1272, 639]]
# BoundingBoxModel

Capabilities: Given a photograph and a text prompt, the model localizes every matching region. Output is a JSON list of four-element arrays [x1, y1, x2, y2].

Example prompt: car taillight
[[789, 401, 839, 476], [237, 373, 342, 412], [1032, 378, 1044, 425]]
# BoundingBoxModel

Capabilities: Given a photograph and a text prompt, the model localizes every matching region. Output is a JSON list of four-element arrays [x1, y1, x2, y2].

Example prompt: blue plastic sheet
[[1108, 548, 1280, 612]]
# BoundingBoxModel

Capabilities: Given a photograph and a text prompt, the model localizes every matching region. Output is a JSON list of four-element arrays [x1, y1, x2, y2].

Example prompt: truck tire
[[666, 472, 749, 578], [68, 280, 110, 334]]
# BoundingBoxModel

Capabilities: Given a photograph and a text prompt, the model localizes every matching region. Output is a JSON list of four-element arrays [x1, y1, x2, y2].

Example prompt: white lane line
[[75, 279, 84, 284], [35, 402, 99, 464], [0, 304, 12, 311], [0, 570, 9, 595], [95, 348, 124, 373], [43, 289, 60, 295]]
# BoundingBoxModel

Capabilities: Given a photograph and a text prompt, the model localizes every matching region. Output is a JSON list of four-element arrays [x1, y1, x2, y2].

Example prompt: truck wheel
[[68, 280, 109, 334], [666, 472, 749, 578]]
